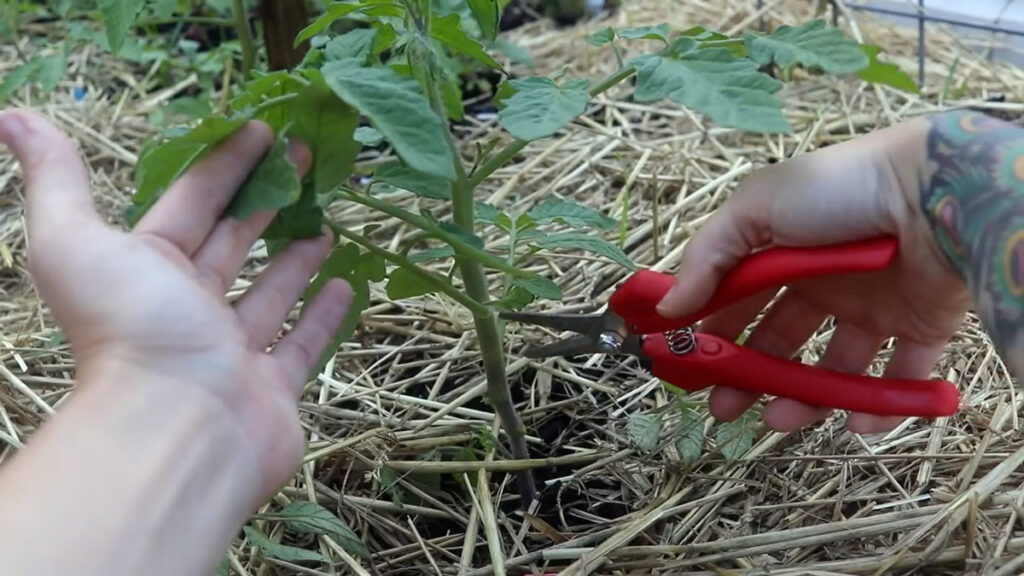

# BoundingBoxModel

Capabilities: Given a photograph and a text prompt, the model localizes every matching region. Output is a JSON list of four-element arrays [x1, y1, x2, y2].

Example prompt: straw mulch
[[2, 0, 1024, 574]]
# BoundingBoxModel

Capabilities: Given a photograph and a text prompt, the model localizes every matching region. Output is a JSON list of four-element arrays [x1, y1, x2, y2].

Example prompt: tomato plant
[[0, 0, 917, 506]]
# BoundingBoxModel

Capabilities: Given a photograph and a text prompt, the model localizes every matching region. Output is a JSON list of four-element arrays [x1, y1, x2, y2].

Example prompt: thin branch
[[338, 188, 522, 277], [323, 220, 490, 318], [231, 0, 256, 76]]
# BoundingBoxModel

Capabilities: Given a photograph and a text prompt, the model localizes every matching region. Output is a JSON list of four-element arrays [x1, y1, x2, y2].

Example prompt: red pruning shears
[[501, 236, 960, 418]]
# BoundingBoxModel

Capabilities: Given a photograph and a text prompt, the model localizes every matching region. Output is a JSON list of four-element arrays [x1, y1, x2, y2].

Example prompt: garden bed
[[2, 0, 1024, 574]]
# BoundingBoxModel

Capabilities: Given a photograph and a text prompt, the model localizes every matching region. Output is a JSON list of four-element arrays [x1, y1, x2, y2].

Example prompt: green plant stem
[[453, 178, 537, 506], [470, 139, 527, 187], [135, 16, 236, 28], [699, 38, 746, 50], [587, 65, 636, 98], [470, 66, 637, 188], [421, 46, 537, 505], [231, 0, 256, 76], [250, 93, 299, 116], [323, 220, 490, 317], [338, 189, 521, 277]]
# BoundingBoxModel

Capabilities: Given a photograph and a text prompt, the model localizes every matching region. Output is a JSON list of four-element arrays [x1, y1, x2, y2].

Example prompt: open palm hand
[[2, 110, 352, 496]]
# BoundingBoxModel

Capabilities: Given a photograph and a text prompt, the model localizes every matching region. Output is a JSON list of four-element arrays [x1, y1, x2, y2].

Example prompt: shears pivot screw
[[597, 331, 624, 353]]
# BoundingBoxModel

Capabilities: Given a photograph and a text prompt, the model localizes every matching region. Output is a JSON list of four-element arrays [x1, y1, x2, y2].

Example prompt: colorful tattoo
[[920, 110, 1024, 355]]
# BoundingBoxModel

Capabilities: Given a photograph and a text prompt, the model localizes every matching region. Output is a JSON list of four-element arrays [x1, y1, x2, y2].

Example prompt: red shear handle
[[609, 236, 898, 334], [642, 333, 960, 418]]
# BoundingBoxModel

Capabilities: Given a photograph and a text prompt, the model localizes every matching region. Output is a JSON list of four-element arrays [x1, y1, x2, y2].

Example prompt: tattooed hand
[[655, 114, 992, 434], [918, 111, 1024, 368]]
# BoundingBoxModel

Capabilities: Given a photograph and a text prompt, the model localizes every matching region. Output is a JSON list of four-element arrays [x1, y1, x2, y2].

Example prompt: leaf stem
[[470, 65, 637, 188], [587, 65, 636, 98], [323, 220, 490, 317], [135, 16, 236, 28], [338, 188, 522, 277], [699, 38, 746, 50], [231, 0, 256, 76], [250, 93, 299, 116]]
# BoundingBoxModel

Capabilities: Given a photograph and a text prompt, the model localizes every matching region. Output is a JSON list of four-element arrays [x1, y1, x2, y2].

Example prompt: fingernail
[[656, 285, 681, 317]]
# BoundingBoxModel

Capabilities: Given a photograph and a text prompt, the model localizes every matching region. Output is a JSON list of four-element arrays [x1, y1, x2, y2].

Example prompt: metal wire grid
[[755, 0, 1024, 86]]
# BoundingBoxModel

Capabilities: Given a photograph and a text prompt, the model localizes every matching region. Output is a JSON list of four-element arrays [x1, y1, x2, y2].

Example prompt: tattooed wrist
[[919, 110, 1024, 355]]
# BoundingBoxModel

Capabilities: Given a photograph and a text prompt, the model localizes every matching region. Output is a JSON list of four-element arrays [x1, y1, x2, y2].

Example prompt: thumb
[[656, 188, 773, 318], [0, 110, 102, 246]]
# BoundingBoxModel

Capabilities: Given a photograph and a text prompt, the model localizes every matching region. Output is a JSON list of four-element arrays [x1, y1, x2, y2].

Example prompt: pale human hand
[[0, 109, 352, 499], [656, 118, 971, 434]]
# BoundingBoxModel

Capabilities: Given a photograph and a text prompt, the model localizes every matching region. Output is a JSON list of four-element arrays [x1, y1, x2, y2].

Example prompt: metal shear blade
[[499, 311, 640, 358]]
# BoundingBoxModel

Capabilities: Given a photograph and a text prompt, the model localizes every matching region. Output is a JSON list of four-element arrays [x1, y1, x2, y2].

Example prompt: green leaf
[[322, 58, 456, 180], [681, 26, 748, 57], [408, 246, 455, 263], [586, 26, 615, 46], [302, 243, 365, 374], [679, 25, 729, 41], [857, 44, 918, 93], [262, 183, 324, 241], [674, 406, 704, 464], [430, 12, 502, 71], [744, 19, 868, 75], [499, 285, 536, 310], [355, 251, 386, 282], [498, 76, 590, 141], [716, 412, 757, 462], [294, 2, 364, 46], [618, 24, 670, 44], [99, 0, 144, 55], [226, 133, 302, 220], [493, 80, 516, 109], [130, 115, 249, 224], [527, 198, 615, 230], [387, 268, 436, 300], [355, 126, 384, 145], [630, 45, 790, 134], [150, 0, 177, 19], [535, 233, 635, 270], [468, 0, 499, 41], [288, 71, 362, 196], [230, 71, 298, 124], [374, 162, 451, 199], [380, 466, 405, 505], [325, 27, 378, 63], [215, 556, 230, 576], [474, 202, 503, 224], [439, 221, 486, 253], [492, 39, 534, 68], [166, 96, 213, 120], [0, 50, 67, 102], [243, 525, 326, 564], [0, 62, 36, 102], [33, 50, 67, 92], [627, 413, 663, 453], [512, 274, 562, 301], [440, 74, 464, 121], [274, 501, 370, 560], [305, 243, 360, 305]]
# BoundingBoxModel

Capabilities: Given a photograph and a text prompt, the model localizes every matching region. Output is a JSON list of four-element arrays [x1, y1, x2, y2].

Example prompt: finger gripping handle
[[643, 333, 960, 418], [609, 236, 899, 334]]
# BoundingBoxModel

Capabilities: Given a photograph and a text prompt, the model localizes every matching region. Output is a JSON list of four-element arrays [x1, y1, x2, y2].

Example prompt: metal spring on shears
[[666, 327, 696, 355]]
